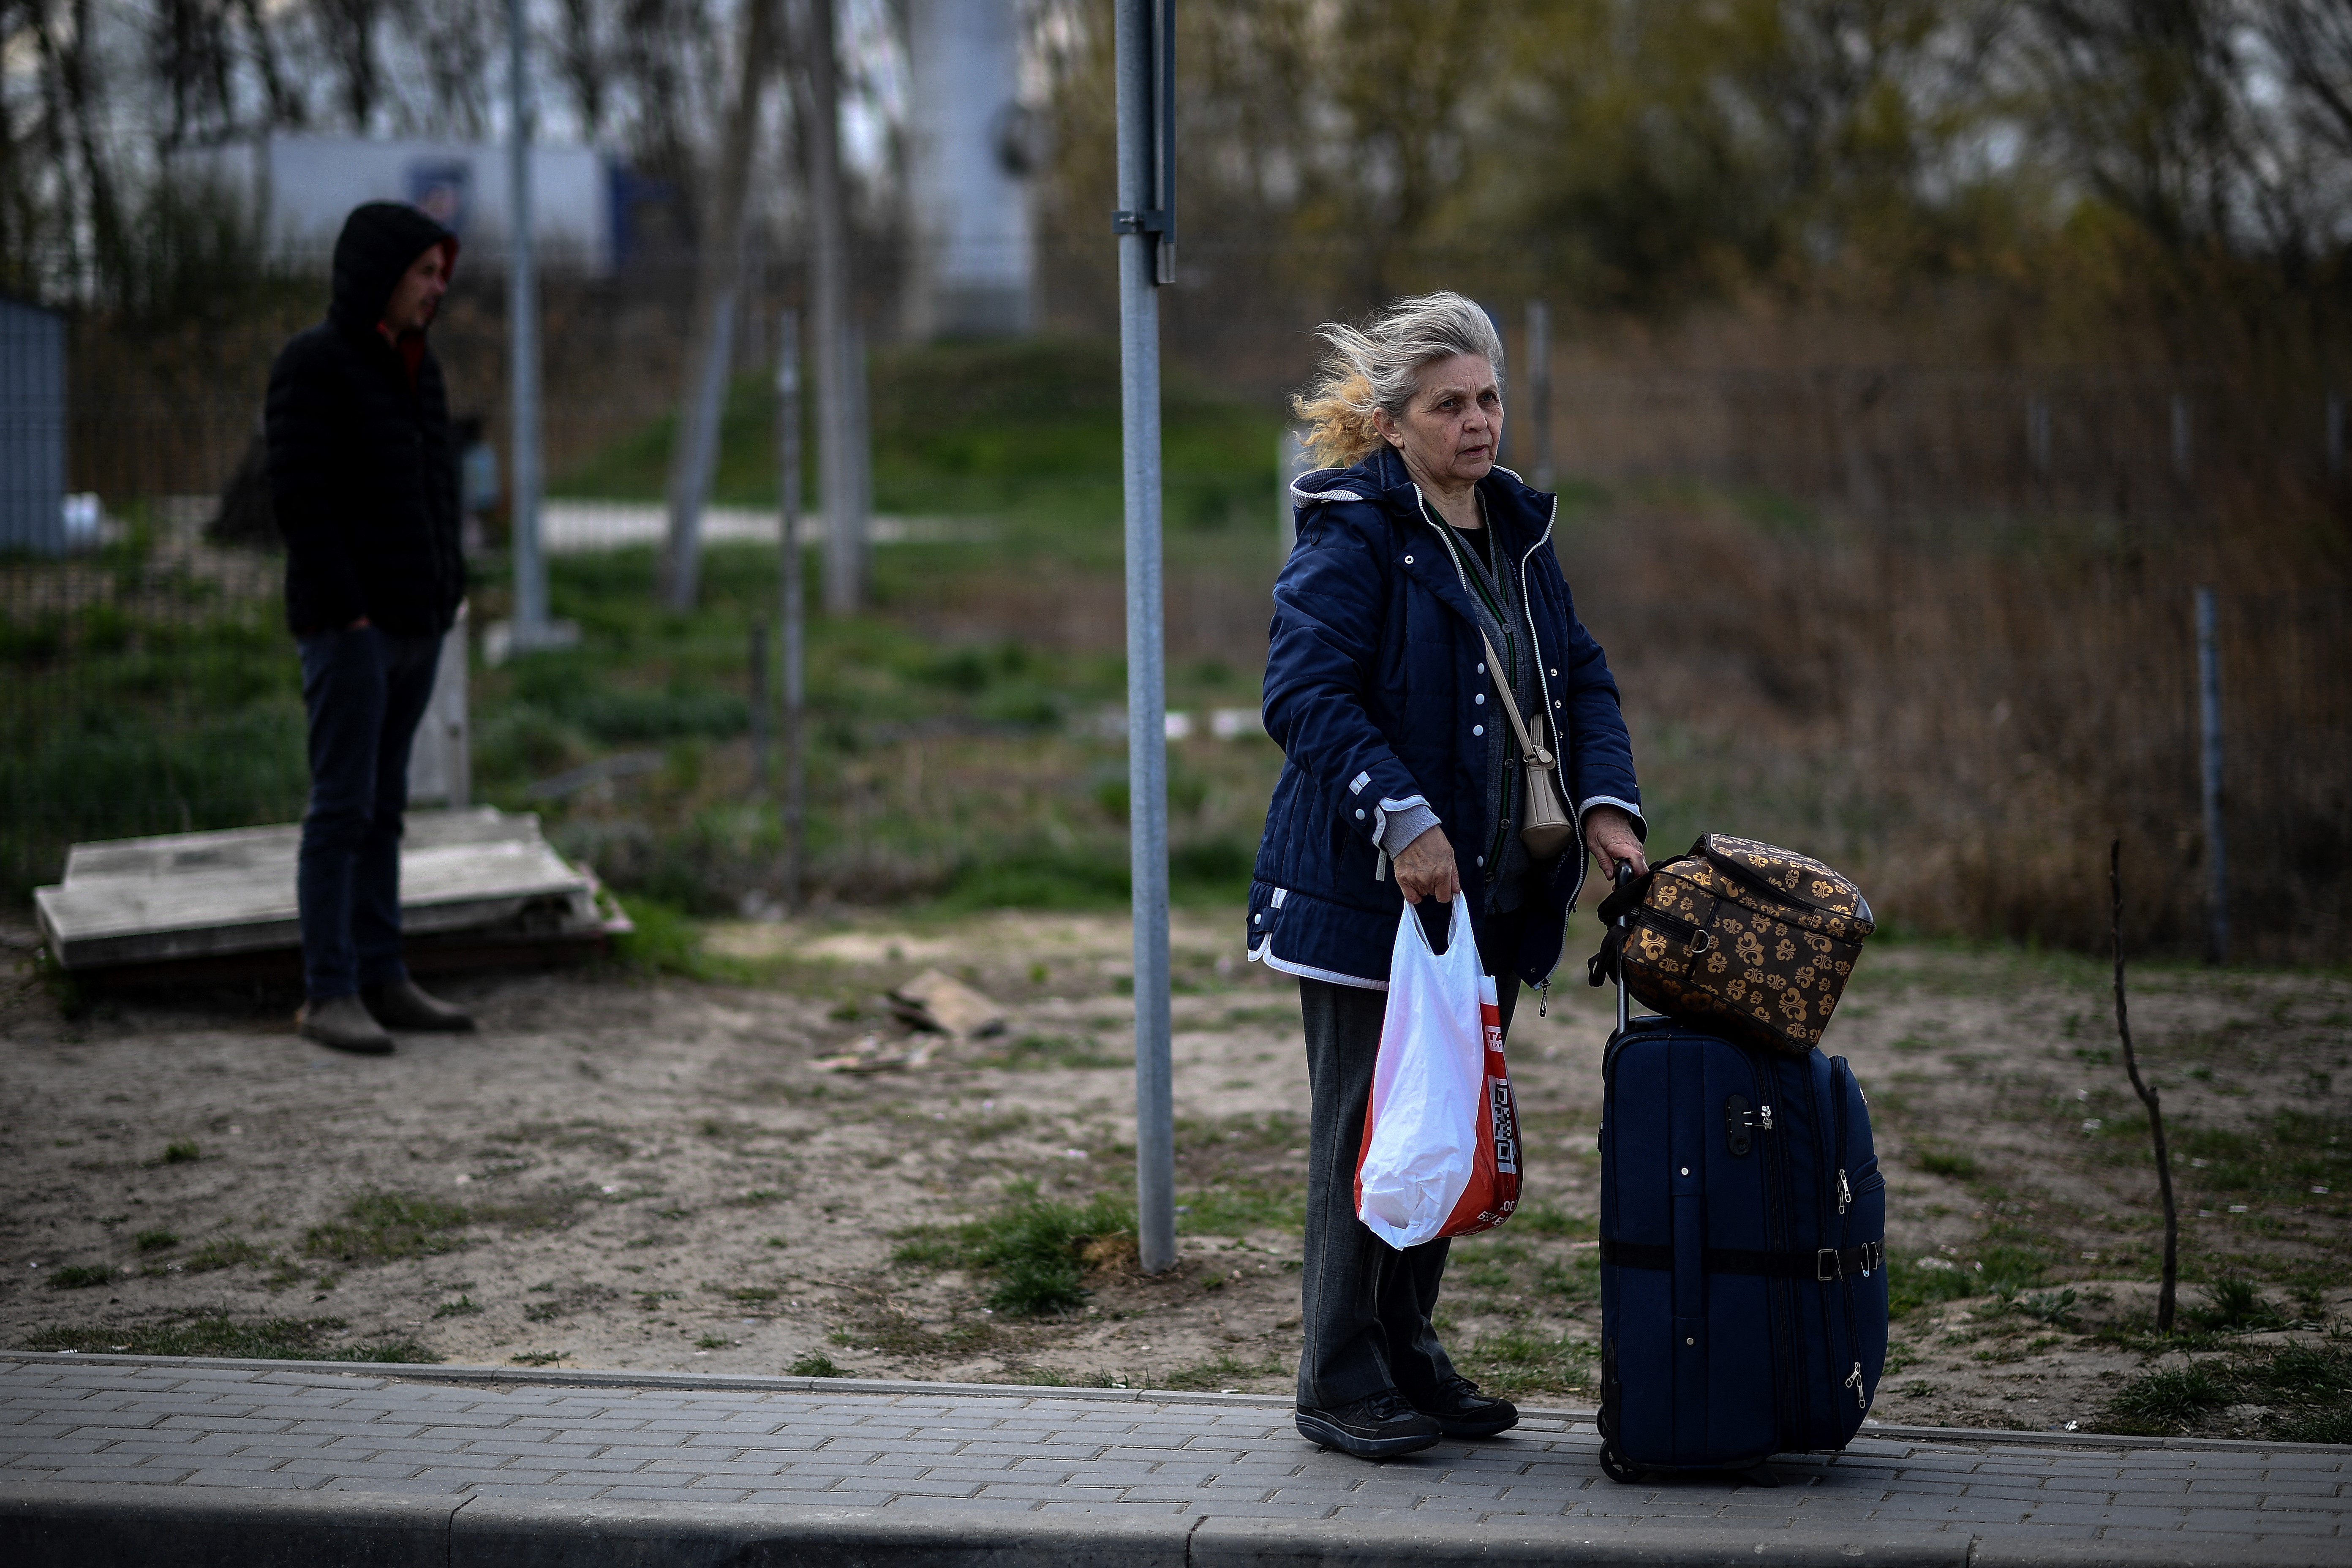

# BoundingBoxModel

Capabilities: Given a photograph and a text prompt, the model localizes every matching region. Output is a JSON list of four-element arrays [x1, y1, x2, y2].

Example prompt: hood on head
[[329, 202, 458, 335]]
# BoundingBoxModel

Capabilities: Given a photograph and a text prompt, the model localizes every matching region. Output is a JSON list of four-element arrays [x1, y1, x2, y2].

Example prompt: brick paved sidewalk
[[2, 1353, 2345, 1565]]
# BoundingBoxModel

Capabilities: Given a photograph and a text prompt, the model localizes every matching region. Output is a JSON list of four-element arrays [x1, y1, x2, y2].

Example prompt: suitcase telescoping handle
[[1612, 860, 1636, 1036]]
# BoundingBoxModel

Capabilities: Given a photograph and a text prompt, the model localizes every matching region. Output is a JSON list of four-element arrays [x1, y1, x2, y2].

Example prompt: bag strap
[[1478, 629, 1553, 768]]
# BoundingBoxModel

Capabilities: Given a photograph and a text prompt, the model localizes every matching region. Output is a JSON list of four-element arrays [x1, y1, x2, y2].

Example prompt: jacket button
[[1254, 912, 1263, 926], [1476, 663, 1485, 674], [1355, 809, 1365, 820], [1402, 554, 1414, 565], [1472, 724, 1483, 736], [1474, 693, 1485, 705], [1475, 856, 1485, 866], [1554, 700, 1563, 708], [1550, 668, 1558, 676]]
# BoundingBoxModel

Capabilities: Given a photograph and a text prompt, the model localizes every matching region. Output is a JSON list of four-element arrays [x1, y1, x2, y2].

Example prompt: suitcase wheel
[[1597, 1442, 1646, 1485]]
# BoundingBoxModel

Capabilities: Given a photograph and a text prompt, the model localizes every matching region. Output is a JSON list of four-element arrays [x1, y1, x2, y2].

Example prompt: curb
[[0, 1482, 2078, 1568], [7, 1352, 2346, 1456]]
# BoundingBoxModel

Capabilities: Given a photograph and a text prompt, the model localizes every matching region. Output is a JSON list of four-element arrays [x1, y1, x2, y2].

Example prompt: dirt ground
[[1, 908, 2345, 1437]]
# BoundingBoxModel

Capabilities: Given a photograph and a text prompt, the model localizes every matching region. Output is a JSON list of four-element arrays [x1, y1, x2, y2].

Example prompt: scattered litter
[[454, 1174, 473, 1185], [602, 1184, 622, 1195], [889, 969, 1007, 1039], [2063, 1420, 2080, 1432], [2227, 1204, 2247, 1213], [811, 1032, 933, 1073], [2197, 1209, 2215, 1218], [1062, 1149, 1088, 1160], [1916, 1257, 1957, 1272], [2313, 1186, 2330, 1195]]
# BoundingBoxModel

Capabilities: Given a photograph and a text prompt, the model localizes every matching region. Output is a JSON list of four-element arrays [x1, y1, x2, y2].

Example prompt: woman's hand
[[1394, 826, 1461, 905], [1584, 805, 1647, 881]]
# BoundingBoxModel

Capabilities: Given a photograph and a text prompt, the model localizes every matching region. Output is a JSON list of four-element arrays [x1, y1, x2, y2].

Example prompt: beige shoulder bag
[[1479, 629, 1577, 860]]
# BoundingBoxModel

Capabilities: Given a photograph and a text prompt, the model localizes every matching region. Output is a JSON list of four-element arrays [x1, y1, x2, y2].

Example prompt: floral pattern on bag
[[1618, 834, 1874, 1056]]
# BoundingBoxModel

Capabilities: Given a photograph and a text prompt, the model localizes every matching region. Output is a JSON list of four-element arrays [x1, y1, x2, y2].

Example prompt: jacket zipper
[[1830, 1057, 1865, 1417], [1406, 483, 1575, 989], [1411, 486, 1523, 890]]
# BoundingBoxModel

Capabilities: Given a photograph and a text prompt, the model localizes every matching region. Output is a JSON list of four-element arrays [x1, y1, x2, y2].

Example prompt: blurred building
[[901, 0, 1034, 338], [0, 295, 66, 555], [176, 134, 624, 275]]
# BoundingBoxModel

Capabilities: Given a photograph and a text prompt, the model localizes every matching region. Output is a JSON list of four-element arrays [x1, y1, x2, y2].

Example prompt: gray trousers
[[1295, 907, 1523, 1410]]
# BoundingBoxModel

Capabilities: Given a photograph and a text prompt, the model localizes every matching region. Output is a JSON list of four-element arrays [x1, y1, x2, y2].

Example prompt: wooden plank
[[33, 809, 610, 971]]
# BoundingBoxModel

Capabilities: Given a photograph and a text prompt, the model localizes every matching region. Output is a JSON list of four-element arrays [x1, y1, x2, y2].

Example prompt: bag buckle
[[1862, 1240, 1884, 1276], [1816, 1248, 1841, 1282]]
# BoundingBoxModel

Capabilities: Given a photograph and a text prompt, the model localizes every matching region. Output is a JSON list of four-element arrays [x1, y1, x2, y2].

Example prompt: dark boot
[[298, 994, 394, 1055], [1294, 1391, 1443, 1460], [362, 977, 476, 1032], [1410, 1375, 1519, 1438]]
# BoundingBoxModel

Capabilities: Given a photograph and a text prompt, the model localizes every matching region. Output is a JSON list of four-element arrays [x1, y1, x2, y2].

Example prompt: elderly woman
[[1247, 292, 1647, 1460]]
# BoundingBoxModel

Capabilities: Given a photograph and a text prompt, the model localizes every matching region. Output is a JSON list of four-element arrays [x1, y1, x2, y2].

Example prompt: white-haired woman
[[1247, 292, 1647, 1459]]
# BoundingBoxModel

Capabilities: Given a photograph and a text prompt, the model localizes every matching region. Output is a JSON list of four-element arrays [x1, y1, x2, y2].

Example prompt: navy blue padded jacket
[[1245, 444, 1644, 993]]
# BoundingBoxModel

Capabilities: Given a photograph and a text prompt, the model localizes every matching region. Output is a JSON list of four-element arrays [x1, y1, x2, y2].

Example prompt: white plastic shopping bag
[[1354, 897, 1487, 1250]]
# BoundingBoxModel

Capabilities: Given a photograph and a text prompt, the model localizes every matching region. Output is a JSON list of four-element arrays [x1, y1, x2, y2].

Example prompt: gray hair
[[1294, 291, 1505, 467]]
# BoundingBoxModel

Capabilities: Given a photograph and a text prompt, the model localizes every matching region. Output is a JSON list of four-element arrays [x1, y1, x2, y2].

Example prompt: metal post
[[2327, 392, 2344, 481], [776, 309, 807, 910], [508, 0, 546, 638], [2196, 586, 2227, 966], [1114, 0, 1175, 1277], [798, 0, 865, 615], [1526, 300, 1552, 491]]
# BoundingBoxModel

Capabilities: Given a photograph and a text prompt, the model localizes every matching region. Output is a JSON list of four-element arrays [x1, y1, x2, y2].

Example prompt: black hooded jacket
[[266, 202, 465, 637]]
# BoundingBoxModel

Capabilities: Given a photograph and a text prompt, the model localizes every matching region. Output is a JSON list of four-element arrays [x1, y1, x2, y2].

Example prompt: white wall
[[183, 135, 615, 274]]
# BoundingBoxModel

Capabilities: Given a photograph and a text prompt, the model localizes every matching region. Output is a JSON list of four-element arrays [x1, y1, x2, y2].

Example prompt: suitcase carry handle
[[1613, 860, 1635, 1037]]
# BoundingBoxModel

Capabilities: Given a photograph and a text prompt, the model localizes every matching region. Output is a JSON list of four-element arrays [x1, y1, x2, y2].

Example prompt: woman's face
[[1377, 353, 1503, 490]]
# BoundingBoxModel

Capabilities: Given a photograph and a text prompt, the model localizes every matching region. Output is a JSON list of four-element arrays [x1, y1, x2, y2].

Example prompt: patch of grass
[[510, 1350, 568, 1366], [696, 1333, 732, 1350], [984, 1032, 1131, 1070], [490, 1121, 633, 1160], [2184, 1276, 2287, 1334], [184, 1237, 268, 1273], [611, 896, 714, 979], [891, 1184, 1136, 1317], [1913, 1146, 1977, 1181], [133, 1228, 178, 1253], [2093, 1343, 2352, 1439], [44, 1265, 117, 1290], [1887, 1255, 1980, 1320], [788, 1352, 844, 1377], [1155, 1353, 1288, 1391], [431, 1294, 484, 1318], [1453, 1327, 1600, 1399], [160, 1140, 200, 1164], [22, 1315, 437, 1362], [302, 1192, 470, 1263]]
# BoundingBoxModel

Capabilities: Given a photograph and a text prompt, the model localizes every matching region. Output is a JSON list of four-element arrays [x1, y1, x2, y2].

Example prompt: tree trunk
[[659, 0, 779, 612], [791, 0, 865, 614]]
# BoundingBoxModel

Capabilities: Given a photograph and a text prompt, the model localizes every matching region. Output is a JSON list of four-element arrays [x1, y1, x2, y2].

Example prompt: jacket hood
[[328, 202, 458, 335]]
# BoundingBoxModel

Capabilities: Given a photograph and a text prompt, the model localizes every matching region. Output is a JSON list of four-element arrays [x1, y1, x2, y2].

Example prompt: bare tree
[[152, 0, 239, 149], [237, 0, 306, 128], [662, 0, 781, 610], [555, 0, 611, 137], [313, 0, 387, 133], [408, 0, 496, 139]]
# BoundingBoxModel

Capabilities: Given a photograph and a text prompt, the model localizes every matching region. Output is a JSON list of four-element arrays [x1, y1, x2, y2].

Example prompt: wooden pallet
[[33, 808, 628, 974]]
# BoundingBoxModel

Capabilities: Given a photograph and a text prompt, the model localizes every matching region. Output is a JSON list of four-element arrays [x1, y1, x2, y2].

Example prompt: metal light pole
[[1114, 0, 1176, 1276], [508, 0, 547, 639]]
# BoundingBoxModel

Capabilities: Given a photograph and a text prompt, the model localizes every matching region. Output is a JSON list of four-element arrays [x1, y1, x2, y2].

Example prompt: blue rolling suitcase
[[1592, 871, 1890, 1482]]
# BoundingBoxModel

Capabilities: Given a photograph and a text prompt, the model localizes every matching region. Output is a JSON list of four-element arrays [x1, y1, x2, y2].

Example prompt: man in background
[[267, 201, 476, 1054]]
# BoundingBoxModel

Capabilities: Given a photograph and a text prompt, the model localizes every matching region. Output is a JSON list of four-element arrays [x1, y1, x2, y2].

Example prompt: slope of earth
[[1, 914, 2344, 1440]]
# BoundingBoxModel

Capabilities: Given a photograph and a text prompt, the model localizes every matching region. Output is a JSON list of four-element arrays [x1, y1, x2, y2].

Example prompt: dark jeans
[[297, 624, 442, 1001], [1296, 904, 1524, 1410]]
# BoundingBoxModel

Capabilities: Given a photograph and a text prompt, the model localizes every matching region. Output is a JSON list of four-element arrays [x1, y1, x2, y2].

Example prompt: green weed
[[133, 1229, 178, 1252], [183, 1238, 268, 1273], [892, 1184, 1135, 1317], [44, 1265, 116, 1290], [302, 1192, 470, 1263], [788, 1352, 844, 1377], [22, 1315, 436, 1363]]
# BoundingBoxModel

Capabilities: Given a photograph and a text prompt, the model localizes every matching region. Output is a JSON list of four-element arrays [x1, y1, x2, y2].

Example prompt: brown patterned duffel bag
[[1587, 833, 1875, 1056]]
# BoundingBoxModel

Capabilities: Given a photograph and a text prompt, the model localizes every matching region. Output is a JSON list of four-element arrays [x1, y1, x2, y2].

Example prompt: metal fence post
[[508, 0, 546, 639], [749, 617, 769, 792], [2196, 586, 2227, 965], [1114, 0, 1176, 1277]]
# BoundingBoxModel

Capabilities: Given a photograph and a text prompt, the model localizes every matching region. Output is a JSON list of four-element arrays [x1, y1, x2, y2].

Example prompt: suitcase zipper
[[1758, 1057, 1806, 1447], [1829, 1058, 1864, 1429], [1846, 1361, 1865, 1411], [1837, 1168, 1851, 1215]]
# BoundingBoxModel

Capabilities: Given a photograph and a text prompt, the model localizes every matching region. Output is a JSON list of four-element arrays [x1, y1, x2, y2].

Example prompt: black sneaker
[[1410, 1375, 1519, 1438], [1294, 1391, 1443, 1459]]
